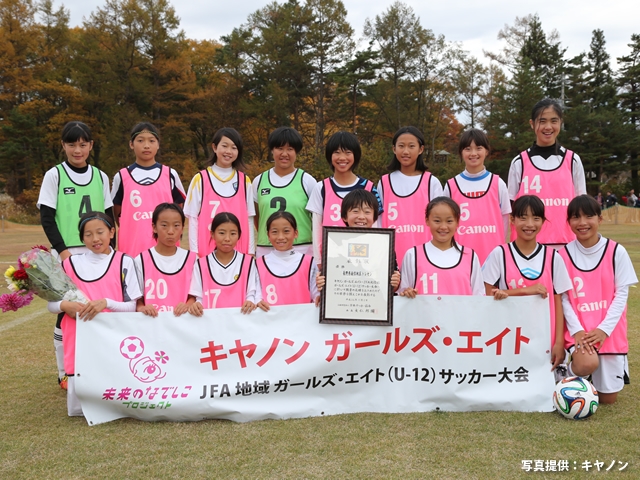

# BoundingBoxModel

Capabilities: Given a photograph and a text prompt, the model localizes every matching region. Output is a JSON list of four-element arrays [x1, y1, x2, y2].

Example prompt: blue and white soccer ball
[[553, 376, 599, 419]]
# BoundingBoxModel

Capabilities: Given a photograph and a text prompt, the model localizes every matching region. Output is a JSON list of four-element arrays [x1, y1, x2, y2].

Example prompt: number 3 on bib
[[329, 204, 341, 222], [266, 284, 278, 304]]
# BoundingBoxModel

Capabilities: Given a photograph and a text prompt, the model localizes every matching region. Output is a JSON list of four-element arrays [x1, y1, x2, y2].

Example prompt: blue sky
[[59, 0, 639, 68]]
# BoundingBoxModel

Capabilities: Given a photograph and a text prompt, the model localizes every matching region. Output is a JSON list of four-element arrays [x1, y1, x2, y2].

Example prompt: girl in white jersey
[[444, 129, 510, 264], [483, 195, 573, 372], [378, 126, 442, 268], [184, 128, 255, 258], [400, 197, 484, 297], [135, 203, 197, 317], [37, 121, 113, 389], [560, 195, 637, 403], [111, 122, 186, 258], [256, 212, 320, 311], [48, 212, 142, 416], [508, 98, 586, 245], [189, 212, 259, 315]]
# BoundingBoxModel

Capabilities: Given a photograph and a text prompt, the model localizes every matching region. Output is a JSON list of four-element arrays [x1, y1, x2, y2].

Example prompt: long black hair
[[387, 126, 427, 172], [425, 197, 462, 252]]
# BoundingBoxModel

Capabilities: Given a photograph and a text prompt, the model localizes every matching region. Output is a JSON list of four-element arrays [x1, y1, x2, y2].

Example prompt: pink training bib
[[197, 170, 250, 258], [257, 254, 313, 305], [559, 240, 627, 353], [198, 253, 253, 309], [512, 149, 575, 244], [413, 244, 474, 295], [449, 174, 504, 264], [61, 252, 124, 375], [322, 178, 374, 227], [502, 244, 557, 349], [380, 172, 432, 268], [140, 249, 196, 312], [118, 165, 174, 257]]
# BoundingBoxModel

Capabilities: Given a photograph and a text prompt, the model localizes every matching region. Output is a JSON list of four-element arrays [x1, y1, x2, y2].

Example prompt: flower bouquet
[[1, 246, 88, 313]]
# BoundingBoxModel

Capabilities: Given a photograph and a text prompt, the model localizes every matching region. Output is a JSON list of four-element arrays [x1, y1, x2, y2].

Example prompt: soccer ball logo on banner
[[119, 336, 170, 383]]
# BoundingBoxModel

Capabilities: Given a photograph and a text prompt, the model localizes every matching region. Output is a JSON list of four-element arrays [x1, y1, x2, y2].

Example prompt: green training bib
[[256, 169, 312, 246], [55, 164, 106, 248]]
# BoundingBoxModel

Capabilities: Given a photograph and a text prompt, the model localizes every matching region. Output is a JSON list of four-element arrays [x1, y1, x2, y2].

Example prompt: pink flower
[[31, 245, 50, 252], [155, 351, 169, 364], [0, 292, 34, 312]]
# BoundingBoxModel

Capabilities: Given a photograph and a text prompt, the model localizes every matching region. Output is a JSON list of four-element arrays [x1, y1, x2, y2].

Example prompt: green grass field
[[1, 222, 638, 479]]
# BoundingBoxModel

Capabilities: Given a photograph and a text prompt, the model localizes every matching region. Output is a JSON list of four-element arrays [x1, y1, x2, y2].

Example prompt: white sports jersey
[[482, 242, 572, 295], [189, 250, 260, 303], [400, 241, 485, 295]]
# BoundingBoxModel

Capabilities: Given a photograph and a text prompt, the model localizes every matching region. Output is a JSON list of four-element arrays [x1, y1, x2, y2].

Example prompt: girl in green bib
[[252, 127, 316, 257], [37, 121, 114, 389]]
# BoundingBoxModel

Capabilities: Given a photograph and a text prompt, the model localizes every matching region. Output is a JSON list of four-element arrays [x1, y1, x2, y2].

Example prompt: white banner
[[76, 296, 555, 426]]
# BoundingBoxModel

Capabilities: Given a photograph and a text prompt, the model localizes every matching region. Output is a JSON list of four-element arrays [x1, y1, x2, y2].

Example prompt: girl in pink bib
[[113, 122, 185, 258], [507, 99, 586, 245], [445, 129, 510, 264], [184, 128, 255, 258], [400, 197, 484, 297], [135, 203, 197, 317], [560, 195, 637, 403], [257, 212, 319, 310], [483, 196, 573, 372], [306, 131, 381, 264], [379, 126, 442, 268], [49, 211, 142, 416], [189, 212, 259, 315]]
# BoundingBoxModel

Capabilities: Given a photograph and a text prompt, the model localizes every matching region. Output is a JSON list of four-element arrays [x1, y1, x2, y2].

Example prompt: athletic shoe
[[554, 364, 569, 383]]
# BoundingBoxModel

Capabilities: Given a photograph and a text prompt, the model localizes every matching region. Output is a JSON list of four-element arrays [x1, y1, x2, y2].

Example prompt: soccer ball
[[119, 336, 145, 360], [553, 376, 599, 420]]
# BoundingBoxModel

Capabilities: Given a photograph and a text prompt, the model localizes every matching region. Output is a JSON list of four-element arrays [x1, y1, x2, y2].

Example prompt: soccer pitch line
[[0, 309, 47, 332]]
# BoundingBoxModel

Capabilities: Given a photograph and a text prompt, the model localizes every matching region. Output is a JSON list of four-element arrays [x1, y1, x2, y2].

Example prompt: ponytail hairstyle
[[130, 122, 160, 142], [151, 203, 185, 240], [266, 211, 297, 231], [531, 98, 563, 124], [78, 211, 115, 241], [388, 126, 427, 172], [425, 196, 462, 252], [61, 121, 93, 143], [530, 98, 563, 154], [210, 211, 242, 239], [209, 127, 245, 171]]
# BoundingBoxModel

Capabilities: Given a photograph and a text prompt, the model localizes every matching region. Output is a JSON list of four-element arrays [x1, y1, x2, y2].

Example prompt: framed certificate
[[319, 227, 395, 326]]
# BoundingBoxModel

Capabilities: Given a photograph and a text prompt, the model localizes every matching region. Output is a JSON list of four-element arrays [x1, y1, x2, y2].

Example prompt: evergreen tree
[[617, 34, 640, 190], [305, 0, 354, 159], [520, 14, 566, 98]]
